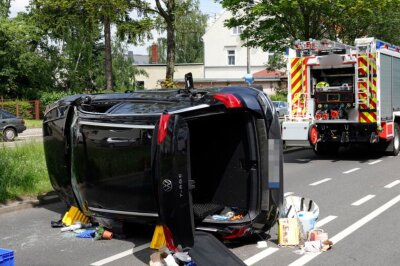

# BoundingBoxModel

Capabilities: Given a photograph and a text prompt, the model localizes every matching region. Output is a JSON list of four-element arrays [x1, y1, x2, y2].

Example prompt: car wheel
[[3, 128, 16, 141], [389, 123, 400, 156]]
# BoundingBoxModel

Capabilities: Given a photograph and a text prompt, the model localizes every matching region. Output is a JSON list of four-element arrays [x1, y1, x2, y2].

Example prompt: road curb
[[0, 147, 304, 215], [0, 194, 60, 215]]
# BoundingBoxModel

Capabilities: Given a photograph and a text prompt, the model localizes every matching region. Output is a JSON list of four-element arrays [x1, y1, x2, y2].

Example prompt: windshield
[[273, 102, 280, 107]]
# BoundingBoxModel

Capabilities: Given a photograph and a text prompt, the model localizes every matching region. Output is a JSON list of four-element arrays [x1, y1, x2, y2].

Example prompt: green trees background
[[220, 0, 400, 52], [0, 0, 208, 100]]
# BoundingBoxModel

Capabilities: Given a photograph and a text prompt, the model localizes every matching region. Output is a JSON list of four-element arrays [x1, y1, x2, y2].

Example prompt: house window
[[227, 50, 235, 65], [232, 26, 242, 35]]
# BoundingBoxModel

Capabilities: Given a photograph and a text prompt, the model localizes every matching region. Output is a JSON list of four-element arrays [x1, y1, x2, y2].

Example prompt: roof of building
[[252, 69, 286, 79], [131, 54, 149, 65]]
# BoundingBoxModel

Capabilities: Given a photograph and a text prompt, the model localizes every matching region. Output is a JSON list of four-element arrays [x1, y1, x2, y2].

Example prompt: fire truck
[[282, 38, 400, 155]]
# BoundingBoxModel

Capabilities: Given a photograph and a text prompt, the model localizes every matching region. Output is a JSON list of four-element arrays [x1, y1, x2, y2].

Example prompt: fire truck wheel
[[389, 123, 400, 156]]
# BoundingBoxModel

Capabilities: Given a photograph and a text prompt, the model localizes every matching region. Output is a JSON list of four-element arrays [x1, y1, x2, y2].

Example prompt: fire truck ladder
[[356, 44, 371, 110]]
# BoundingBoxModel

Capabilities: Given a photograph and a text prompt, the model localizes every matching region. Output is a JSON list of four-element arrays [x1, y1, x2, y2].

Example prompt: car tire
[[388, 122, 400, 156], [3, 127, 16, 142]]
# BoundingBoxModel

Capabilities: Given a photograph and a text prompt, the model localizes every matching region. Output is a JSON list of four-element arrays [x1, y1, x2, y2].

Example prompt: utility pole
[[247, 45, 251, 74]]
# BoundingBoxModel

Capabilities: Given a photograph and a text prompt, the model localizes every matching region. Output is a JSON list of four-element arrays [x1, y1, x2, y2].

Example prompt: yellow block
[[150, 225, 166, 249], [62, 206, 90, 226]]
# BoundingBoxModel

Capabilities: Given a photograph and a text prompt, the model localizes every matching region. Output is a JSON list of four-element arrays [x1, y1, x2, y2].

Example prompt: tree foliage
[[30, 0, 153, 91], [0, 0, 11, 18], [220, 0, 400, 52], [0, 15, 56, 98], [152, 0, 207, 64]]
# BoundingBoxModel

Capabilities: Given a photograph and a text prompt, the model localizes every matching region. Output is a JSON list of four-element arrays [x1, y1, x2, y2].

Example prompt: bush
[[39, 91, 72, 109], [0, 100, 33, 118]]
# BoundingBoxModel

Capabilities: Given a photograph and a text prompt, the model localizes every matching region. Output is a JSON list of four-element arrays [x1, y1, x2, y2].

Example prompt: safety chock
[[150, 225, 166, 249], [62, 206, 90, 226]]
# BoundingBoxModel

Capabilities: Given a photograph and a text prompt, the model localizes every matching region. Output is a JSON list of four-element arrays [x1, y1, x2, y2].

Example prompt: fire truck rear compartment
[[310, 67, 357, 121], [315, 123, 378, 143]]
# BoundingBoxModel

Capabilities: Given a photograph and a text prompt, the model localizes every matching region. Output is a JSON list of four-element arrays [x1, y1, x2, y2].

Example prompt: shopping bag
[[278, 218, 300, 246]]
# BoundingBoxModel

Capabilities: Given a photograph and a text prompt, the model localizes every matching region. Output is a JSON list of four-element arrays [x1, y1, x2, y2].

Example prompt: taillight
[[223, 226, 250, 240], [157, 114, 171, 144], [163, 225, 177, 251], [212, 93, 242, 108]]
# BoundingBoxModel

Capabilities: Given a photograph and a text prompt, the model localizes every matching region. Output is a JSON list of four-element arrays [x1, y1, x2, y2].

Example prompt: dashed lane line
[[343, 168, 360, 174], [244, 247, 280, 265], [309, 178, 331, 186], [385, 180, 400, 188], [368, 160, 382, 165], [351, 195, 376, 206], [90, 242, 149, 266], [316, 215, 337, 228], [288, 194, 400, 266]]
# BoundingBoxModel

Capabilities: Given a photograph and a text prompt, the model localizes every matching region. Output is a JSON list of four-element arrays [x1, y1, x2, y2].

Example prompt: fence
[[0, 96, 41, 120]]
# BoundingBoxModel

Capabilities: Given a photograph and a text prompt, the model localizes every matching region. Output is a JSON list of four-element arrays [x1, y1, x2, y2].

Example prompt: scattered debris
[[278, 218, 300, 246], [76, 229, 96, 239], [50, 219, 63, 228], [95, 226, 113, 240], [149, 247, 196, 266]]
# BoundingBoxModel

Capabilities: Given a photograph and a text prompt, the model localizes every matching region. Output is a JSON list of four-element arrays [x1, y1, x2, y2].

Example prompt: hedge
[[0, 101, 33, 118]]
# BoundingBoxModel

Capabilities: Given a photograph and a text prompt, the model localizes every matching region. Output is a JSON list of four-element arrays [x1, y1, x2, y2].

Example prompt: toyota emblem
[[162, 179, 173, 192]]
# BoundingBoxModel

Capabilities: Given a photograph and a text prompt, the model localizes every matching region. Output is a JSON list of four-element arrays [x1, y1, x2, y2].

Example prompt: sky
[[10, 0, 223, 54]]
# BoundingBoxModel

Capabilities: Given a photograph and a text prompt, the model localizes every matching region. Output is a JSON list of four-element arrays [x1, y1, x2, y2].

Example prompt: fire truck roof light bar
[[294, 39, 355, 55]]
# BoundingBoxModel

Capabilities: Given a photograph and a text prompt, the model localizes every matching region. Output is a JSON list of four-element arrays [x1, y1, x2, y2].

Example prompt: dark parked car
[[0, 109, 26, 141], [43, 82, 284, 250]]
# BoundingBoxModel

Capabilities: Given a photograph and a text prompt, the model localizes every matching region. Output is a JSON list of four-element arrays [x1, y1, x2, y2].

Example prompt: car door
[[152, 113, 195, 250]]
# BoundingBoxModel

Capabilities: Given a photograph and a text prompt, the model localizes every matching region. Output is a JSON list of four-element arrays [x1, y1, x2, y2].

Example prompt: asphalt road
[[1, 148, 400, 265]]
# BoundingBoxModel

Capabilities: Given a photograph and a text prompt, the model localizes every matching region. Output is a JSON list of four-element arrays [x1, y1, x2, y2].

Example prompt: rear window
[[108, 101, 191, 114], [0, 110, 15, 119]]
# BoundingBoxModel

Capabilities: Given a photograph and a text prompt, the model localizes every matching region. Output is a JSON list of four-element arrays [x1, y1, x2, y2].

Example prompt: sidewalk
[[18, 127, 43, 139]]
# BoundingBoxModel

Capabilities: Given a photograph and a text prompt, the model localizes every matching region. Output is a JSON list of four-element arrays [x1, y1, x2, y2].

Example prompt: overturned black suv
[[43, 77, 283, 250]]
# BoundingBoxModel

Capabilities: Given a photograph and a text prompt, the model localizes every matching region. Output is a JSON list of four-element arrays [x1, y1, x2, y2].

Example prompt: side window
[[227, 50, 235, 65]]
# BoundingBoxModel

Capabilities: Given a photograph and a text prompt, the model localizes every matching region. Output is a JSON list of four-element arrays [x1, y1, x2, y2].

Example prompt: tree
[[112, 39, 148, 90], [0, 14, 56, 98], [220, 0, 400, 52], [30, 0, 153, 91], [152, 0, 207, 64], [0, 0, 11, 18]]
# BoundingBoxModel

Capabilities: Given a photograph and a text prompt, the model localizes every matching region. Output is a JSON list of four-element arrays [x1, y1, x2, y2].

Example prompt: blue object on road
[[76, 229, 96, 238], [0, 248, 14, 266]]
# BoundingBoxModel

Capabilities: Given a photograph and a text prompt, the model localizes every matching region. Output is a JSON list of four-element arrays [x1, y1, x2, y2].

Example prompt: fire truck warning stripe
[[359, 112, 376, 123]]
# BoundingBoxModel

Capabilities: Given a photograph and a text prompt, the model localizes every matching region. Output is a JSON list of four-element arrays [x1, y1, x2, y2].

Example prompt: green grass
[[0, 141, 52, 203], [24, 119, 43, 129]]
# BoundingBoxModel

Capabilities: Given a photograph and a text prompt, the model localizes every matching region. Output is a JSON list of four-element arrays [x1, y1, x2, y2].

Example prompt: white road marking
[[90, 243, 149, 266], [309, 178, 331, 186], [368, 160, 382, 165], [316, 215, 337, 228], [284, 192, 294, 197], [288, 194, 400, 266], [244, 247, 279, 265], [385, 180, 400, 188], [351, 195, 376, 206], [343, 168, 360, 174]]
